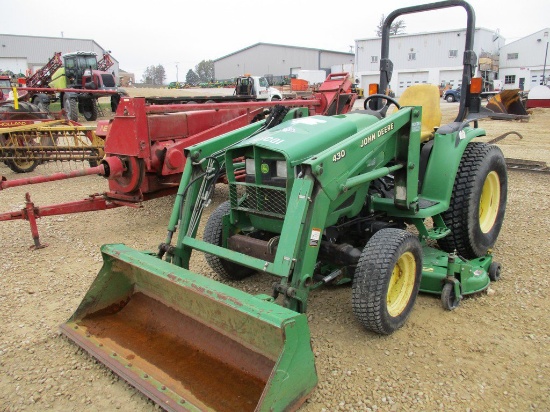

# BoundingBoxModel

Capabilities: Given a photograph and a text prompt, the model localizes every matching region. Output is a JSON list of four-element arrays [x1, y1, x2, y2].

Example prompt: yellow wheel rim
[[13, 158, 35, 168], [387, 251, 416, 317], [479, 171, 500, 233], [7, 141, 35, 170]]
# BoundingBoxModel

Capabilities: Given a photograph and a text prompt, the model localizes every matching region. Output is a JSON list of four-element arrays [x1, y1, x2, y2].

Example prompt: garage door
[[396, 72, 429, 95], [0, 57, 28, 76], [439, 69, 462, 89]]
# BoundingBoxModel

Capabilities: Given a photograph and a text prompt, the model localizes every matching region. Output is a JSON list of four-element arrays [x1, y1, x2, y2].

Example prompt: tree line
[[141, 60, 214, 86]]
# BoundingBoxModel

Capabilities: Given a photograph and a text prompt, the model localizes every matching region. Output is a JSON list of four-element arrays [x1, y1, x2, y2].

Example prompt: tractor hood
[[234, 114, 380, 165]]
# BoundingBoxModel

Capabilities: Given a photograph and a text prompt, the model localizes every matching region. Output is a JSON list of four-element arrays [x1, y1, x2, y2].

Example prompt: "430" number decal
[[333, 149, 346, 162]]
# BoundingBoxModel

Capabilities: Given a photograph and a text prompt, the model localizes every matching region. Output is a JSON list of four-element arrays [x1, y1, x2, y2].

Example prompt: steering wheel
[[363, 94, 401, 117]]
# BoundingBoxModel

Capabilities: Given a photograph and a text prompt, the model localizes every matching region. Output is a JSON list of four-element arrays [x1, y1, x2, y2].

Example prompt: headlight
[[245, 158, 255, 174], [276, 160, 287, 178]]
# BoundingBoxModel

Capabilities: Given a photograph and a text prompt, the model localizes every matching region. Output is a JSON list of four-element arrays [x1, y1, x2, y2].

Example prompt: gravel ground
[[0, 93, 549, 411]]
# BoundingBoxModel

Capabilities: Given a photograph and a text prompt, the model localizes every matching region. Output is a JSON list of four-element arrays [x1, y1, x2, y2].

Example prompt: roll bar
[[379, 0, 476, 122]]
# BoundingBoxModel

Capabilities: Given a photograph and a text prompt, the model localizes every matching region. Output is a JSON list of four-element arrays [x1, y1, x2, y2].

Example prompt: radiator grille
[[229, 182, 287, 218]]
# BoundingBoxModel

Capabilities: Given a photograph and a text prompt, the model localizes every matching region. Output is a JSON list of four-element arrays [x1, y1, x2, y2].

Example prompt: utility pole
[[542, 42, 548, 85], [175, 62, 179, 83]]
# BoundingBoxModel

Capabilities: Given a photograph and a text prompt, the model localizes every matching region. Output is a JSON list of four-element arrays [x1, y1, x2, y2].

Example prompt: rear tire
[[111, 94, 121, 113], [0, 102, 49, 121], [352, 228, 422, 335], [438, 143, 507, 259], [446, 94, 455, 103], [203, 201, 255, 280], [32, 95, 50, 113]]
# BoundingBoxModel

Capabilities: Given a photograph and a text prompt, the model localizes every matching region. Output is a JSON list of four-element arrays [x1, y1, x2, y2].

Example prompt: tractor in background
[[16, 51, 124, 121], [51, 51, 121, 121]]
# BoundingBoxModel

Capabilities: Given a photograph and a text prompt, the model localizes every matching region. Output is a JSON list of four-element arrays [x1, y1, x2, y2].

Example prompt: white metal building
[[0, 34, 119, 79], [354, 28, 504, 97], [214, 43, 354, 81], [499, 28, 550, 91]]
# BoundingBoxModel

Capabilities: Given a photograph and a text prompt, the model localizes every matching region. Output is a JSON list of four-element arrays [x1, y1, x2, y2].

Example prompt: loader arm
[[163, 108, 310, 267]]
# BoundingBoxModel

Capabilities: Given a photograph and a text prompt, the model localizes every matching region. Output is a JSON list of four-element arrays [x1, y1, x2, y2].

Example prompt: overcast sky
[[2, 0, 549, 82]]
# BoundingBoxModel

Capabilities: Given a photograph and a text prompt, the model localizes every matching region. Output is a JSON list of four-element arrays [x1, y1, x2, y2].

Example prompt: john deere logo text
[[360, 122, 395, 148]]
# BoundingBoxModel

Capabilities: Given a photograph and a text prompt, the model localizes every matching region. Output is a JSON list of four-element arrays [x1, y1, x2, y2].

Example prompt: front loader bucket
[[486, 89, 528, 116], [60, 244, 317, 412]]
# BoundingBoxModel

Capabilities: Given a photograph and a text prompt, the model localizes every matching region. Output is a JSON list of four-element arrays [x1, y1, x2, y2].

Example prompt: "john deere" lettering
[[360, 122, 394, 148]]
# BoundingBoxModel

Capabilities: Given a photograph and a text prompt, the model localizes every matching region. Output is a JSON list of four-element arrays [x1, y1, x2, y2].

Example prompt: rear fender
[[420, 126, 486, 208]]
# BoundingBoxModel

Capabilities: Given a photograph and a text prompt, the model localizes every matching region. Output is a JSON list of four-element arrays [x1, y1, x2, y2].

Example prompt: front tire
[[81, 98, 98, 121], [352, 228, 422, 335], [446, 94, 455, 103], [438, 143, 507, 259], [63, 95, 79, 122], [203, 201, 255, 280]]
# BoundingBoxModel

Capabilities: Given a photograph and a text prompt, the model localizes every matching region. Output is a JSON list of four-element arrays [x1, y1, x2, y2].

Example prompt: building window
[[507, 53, 519, 60], [408, 52, 416, 61], [371, 56, 378, 63], [504, 75, 516, 84], [448, 49, 458, 58]]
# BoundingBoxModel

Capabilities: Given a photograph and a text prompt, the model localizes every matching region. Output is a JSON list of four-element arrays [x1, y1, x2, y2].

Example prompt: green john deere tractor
[[61, 1, 511, 411]]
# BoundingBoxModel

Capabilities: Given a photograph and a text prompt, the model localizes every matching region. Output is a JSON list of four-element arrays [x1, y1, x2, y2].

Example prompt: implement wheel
[[352, 228, 422, 335], [488, 261, 502, 282], [5, 154, 39, 173], [0, 102, 47, 173], [441, 282, 460, 310], [438, 143, 507, 259], [203, 201, 255, 280]]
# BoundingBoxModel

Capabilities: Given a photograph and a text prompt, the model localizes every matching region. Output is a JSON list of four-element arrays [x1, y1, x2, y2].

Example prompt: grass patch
[[49, 101, 112, 112]]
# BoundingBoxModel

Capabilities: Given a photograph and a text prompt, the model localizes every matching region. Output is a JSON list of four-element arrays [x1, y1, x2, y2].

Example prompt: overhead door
[[439, 69, 462, 89], [396, 72, 429, 95], [0, 57, 28, 76]]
